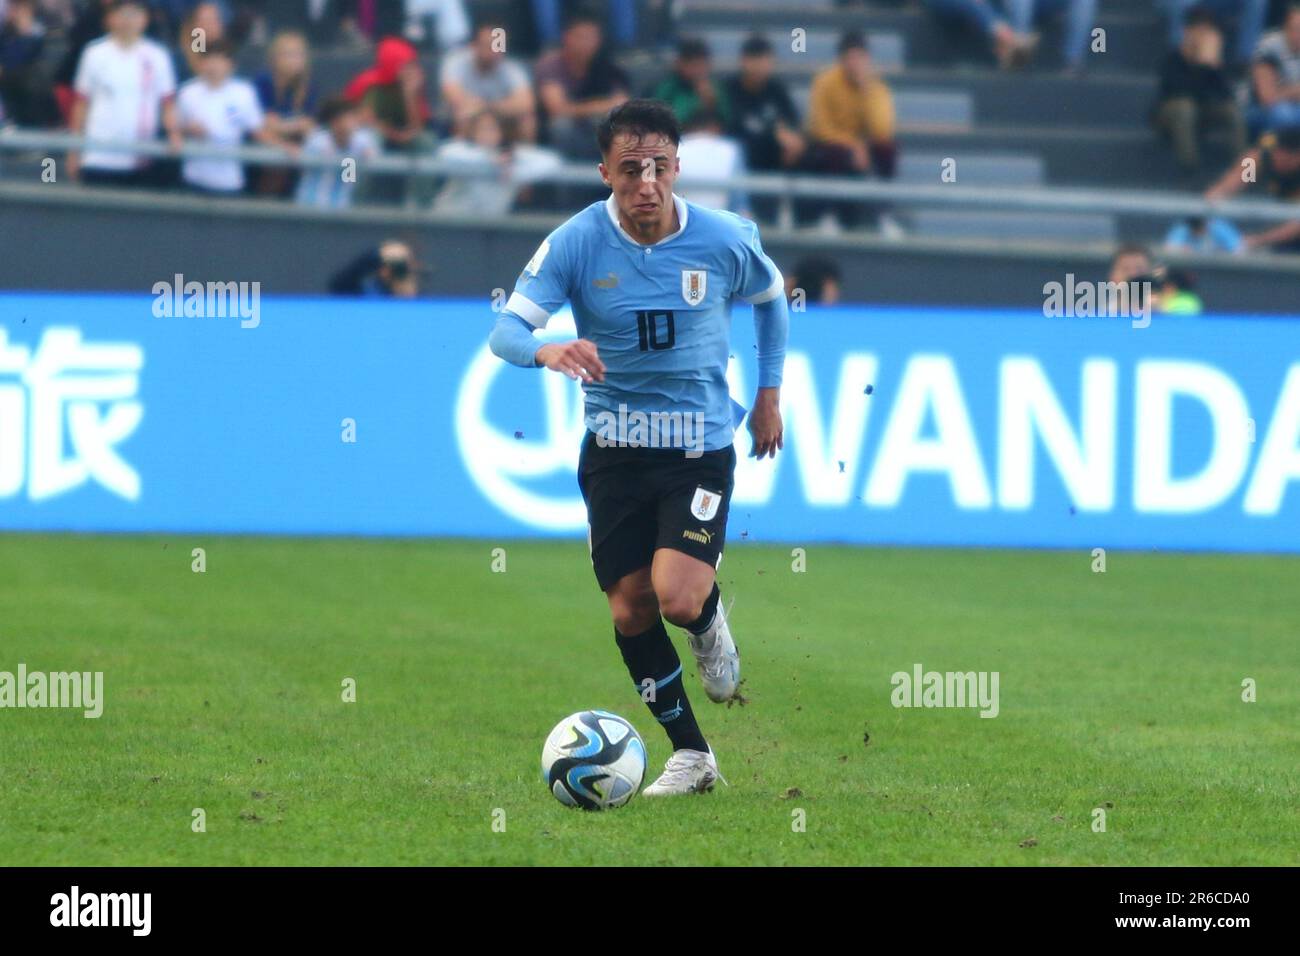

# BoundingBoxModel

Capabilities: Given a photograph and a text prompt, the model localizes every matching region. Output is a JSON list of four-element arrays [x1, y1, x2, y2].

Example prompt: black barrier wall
[[5, 186, 1300, 314]]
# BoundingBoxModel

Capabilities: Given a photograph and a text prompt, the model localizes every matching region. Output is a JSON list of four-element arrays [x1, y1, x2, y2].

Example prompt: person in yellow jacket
[[805, 30, 898, 180]]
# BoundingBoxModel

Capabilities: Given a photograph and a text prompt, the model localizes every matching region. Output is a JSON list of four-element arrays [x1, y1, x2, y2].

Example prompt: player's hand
[[536, 340, 605, 384], [748, 387, 783, 459]]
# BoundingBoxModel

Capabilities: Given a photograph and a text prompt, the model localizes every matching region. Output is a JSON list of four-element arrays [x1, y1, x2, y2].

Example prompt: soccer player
[[488, 99, 789, 796]]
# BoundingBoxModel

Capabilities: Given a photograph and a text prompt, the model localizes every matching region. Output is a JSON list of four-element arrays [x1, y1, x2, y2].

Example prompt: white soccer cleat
[[641, 747, 725, 797], [686, 599, 740, 703]]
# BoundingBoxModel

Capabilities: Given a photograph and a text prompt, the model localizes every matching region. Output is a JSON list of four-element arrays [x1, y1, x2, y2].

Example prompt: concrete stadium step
[[684, 0, 1164, 73], [784, 69, 1158, 133], [898, 125, 1235, 189], [890, 68, 1158, 129], [905, 207, 1117, 243], [898, 151, 1044, 185]]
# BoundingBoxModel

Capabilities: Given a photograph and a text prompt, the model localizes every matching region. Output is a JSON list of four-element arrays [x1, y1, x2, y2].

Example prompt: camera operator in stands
[[329, 239, 422, 297]]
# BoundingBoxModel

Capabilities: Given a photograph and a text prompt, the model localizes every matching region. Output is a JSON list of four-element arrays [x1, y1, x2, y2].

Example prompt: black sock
[[684, 584, 721, 635], [615, 619, 708, 753]]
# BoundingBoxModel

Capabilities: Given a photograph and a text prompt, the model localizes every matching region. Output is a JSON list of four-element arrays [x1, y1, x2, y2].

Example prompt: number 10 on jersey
[[636, 310, 675, 351]]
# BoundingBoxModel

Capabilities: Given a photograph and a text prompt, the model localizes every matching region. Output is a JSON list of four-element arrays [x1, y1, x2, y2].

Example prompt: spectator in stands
[[345, 35, 431, 141], [0, 0, 59, 127], [1206, 125, 1300, 201], [675, 110, 749, 214], [295, 94, 380, 208], [345, 34, 436, 203], [255, 30, 316, 144], [67, 0, 180, 185], [648, 36, 732, 130], [251, 29, 317, 195], [785, 255, 843, 305], [1162, 0, 1267, 66], [1006, 0, 1099, 72], [806, 30, 897, 181], [431, 107, 561, 215], [1155, 5, 1245, 170], [1108, 243, 1155, 285], [176, 40, 270, 193], [440, 16, 537, 142], [535, 10, 629, 159], [176, 1, 226, 80], [531, 0, 636, 49], [802, 31, 900, 232], [1164, 214, 1245, 251], [55, 0, 119, 121], [329, 239, 422, 296], [725, 33, 805, 176], [1248, 2, 1300, 137], [923, 0, 1039, 69]]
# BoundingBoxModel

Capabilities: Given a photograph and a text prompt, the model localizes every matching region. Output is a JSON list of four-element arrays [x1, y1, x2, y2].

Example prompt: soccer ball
[[541, 710, 647, 810]]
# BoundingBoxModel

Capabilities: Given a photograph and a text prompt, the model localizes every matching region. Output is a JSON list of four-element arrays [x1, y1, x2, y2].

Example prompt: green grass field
[[1, 533, 1296, 866]]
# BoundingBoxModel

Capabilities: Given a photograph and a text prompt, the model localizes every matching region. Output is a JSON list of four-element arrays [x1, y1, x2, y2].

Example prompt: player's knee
[[657, 589, 705, 629], [608, 586, 659, 635]]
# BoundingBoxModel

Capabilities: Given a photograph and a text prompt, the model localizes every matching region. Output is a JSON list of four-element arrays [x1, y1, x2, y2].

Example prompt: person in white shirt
[[67, 0, 180, 185], [295, 95, 381, 208], [176, 40, 270, 193], [675, 111, 750, 216]]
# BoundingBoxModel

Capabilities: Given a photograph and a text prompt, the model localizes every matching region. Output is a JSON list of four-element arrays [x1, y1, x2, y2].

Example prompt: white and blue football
[[541, 710, 647, 810]]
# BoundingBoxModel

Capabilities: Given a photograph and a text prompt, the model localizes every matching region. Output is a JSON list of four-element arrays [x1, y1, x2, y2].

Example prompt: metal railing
[[2, 127, 1298, 226]]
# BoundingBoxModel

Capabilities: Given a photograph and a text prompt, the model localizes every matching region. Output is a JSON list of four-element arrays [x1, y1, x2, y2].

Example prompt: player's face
[[599, 133, 679, 232]]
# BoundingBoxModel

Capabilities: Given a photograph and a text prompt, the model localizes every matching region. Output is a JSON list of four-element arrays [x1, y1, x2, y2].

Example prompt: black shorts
[[577, 430, 736, 591]]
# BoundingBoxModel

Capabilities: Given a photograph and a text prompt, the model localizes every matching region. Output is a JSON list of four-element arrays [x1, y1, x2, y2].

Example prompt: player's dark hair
[[741, 34, 774, 58], [597, 98, 681, 156]]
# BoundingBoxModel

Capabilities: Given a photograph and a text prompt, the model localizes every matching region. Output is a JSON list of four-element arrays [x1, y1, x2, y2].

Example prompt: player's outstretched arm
[[749, 289, 789, 459], [488, 312, 605, 383]]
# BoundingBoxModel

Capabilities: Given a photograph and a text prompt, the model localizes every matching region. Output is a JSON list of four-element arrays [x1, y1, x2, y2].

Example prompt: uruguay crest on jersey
[[681, 269, 707, 306]]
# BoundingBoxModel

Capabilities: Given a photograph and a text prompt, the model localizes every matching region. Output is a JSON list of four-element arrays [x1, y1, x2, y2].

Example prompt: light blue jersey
[[495, 194, 788, 452]]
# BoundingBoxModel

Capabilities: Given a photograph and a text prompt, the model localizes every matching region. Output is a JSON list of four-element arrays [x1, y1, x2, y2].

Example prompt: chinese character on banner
[[0, 327, 144, 502]]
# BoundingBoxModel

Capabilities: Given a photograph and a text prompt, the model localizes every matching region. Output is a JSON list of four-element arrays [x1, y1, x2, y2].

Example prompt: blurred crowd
[[0, 0, 1298, 260]]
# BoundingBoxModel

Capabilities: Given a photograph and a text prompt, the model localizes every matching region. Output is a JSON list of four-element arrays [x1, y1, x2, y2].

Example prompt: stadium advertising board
[[1, 292, 1297, 552]]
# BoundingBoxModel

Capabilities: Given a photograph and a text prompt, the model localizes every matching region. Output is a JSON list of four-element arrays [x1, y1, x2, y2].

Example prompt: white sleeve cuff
[[505, 291, 550, 328], [743, 273, 785, 305]]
